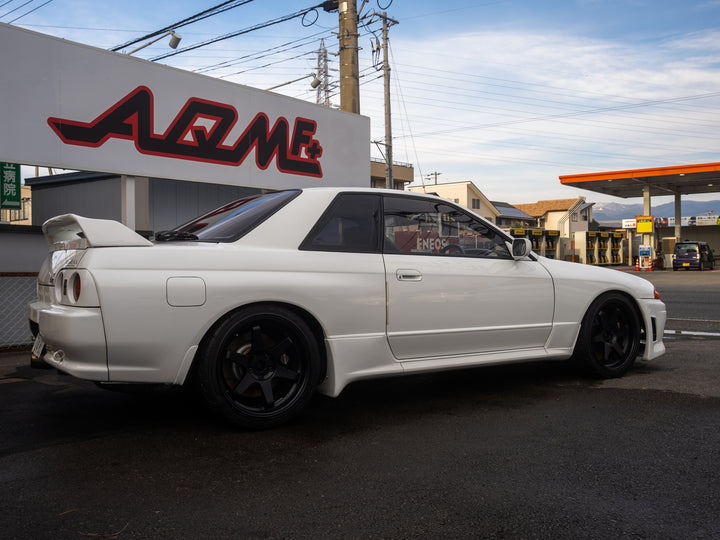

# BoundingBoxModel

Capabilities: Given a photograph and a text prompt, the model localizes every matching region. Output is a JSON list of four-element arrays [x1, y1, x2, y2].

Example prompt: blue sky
[[4, 0, 720, 206]]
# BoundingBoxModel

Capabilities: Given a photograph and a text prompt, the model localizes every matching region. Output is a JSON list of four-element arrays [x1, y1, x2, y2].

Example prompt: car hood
[[535, 256, 657, 299]]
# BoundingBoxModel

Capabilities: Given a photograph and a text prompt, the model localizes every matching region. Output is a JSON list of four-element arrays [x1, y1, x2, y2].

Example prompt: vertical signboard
[[0, 162, 21, 209], [635, 215, 654, 234]]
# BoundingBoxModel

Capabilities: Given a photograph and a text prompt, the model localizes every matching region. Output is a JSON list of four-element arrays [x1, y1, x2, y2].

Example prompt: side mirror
[[507, 238, 532, 260]]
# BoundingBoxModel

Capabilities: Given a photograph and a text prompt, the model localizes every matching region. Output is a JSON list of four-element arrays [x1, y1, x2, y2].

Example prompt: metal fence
[[0, 274, 37, 348]]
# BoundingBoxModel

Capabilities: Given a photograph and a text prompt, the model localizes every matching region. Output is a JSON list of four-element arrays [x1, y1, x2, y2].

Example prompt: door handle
[[396, 269, 422, 281]]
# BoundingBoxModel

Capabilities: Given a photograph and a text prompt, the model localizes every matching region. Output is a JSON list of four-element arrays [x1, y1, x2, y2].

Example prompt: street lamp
[[126, 30, 182, 56], [266, 73, 322, 91]]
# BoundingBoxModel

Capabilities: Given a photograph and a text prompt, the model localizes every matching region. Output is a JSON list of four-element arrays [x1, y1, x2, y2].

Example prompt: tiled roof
[[513, 198, 583, 218]]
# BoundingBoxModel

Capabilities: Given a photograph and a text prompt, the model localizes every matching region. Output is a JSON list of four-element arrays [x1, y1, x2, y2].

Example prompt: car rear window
[[675, 244, 699, 254], [158, 190, 300, 243]]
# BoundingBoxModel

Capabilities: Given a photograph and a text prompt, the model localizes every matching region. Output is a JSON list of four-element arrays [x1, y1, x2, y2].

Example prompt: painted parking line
[[666, 317, 720, 324], [664, 329, 720, 338]]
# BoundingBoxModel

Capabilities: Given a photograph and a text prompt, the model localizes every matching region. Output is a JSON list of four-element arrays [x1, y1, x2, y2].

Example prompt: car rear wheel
[[198, 306, 321, 429], [572, 293, 641, 378]]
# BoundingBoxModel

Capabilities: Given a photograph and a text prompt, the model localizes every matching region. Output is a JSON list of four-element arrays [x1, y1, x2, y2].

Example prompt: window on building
[[1, 197, 30, 222], [572, 213, 578, 222], [472, 198, 481, 209]]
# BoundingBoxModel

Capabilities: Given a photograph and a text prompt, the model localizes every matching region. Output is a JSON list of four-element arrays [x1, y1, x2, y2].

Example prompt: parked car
[[672, 241, 715, 271], [29, 188, 666, 428]]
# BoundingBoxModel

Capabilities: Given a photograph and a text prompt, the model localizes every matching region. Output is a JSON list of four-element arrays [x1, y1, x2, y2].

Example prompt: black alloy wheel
[[198, 306, 320, 429], [572, 293, 641, 378]]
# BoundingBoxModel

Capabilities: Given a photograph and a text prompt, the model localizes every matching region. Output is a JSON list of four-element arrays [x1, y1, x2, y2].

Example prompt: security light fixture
[[126, 30, 182, 56], [266, 73, 322, 91]]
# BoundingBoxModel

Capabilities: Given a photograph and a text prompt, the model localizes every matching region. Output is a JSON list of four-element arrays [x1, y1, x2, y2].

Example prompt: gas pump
[[586, 232, 597, 264], [530, 230, 543, 252], [599, 233, 609, 264], [611, 233, 622, 264], [639, 244, 652, 270], [544, 230, 559, 259]]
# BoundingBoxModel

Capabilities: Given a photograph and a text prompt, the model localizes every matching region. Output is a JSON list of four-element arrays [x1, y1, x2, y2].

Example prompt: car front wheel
[[572, 293, 641, 378], [198, 306, 321, 429]]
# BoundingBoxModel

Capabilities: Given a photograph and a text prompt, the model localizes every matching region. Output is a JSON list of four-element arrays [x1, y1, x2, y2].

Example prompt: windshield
[[156, 190, 300, 242]]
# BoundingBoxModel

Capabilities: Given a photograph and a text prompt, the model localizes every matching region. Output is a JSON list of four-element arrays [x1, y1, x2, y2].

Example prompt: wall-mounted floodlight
[[126, 30, 182, 56], [266, 73, 322, 91]]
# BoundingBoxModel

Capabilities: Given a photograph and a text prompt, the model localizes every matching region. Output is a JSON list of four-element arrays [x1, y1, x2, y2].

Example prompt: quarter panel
[[85, 245, 389, 383]]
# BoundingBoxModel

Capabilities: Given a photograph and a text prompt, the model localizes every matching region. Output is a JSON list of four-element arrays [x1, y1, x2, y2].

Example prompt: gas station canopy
[[559, 162, 720, 199]]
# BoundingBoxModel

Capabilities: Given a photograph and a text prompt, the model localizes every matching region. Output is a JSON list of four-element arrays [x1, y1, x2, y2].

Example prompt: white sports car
[[29, 187, 666, 428]]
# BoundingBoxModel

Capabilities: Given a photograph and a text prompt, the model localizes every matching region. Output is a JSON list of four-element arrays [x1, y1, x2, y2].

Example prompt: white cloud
[[366, 28, 720, 202]]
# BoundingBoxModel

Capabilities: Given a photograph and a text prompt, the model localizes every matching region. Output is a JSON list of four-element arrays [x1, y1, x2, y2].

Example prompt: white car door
[[382, 195, 555, 361]]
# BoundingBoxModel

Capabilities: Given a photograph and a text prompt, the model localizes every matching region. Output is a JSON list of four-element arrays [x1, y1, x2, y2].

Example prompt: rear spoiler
[[42, 214, 153, 250]]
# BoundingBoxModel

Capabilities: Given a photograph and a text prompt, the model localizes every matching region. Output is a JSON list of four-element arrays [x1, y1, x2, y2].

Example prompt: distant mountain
[[593, 200, 720, 221]]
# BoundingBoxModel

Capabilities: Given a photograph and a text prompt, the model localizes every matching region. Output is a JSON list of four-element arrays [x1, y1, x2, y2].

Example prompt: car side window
[[300, 193, 380, 253], [383, 196, 511, 259]]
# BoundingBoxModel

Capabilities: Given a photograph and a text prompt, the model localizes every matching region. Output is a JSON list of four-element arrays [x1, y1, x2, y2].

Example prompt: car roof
[[299, 186, 442, 198]]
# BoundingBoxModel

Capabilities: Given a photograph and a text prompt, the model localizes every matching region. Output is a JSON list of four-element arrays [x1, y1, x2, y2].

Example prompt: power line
[[218, 50, 318, 80], [4, 0, 53, 23], [195, 29, 332, 75], [150, 3, 329, 61], [111, 0, 256, 52], [0, 0, 33, 19]]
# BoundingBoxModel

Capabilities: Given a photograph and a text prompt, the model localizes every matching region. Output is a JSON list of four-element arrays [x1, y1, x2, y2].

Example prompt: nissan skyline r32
[[29, 188, 666, 429]]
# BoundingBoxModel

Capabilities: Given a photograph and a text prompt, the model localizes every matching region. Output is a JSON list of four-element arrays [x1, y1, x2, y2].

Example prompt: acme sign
[[47, 86, 324, 178]]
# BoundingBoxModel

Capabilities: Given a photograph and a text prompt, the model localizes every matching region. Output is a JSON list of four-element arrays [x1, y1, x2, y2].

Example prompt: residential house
[[514, 197, 593, 238], [408, 181, 500, 223], [491, 201, 535, 229]]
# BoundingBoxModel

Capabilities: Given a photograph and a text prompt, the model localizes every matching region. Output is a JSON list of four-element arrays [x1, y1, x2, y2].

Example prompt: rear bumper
[[673, 261, 699, 270], [28, 299, 108, 381]]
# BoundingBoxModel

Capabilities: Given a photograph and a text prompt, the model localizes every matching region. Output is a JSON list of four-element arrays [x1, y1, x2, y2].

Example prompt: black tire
[[572, 293, 641, 378], [198, 306, 321, 429]]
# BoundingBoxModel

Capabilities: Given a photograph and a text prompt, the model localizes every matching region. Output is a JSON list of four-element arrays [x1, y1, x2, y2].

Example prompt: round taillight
[[72, 273, 81, 302]]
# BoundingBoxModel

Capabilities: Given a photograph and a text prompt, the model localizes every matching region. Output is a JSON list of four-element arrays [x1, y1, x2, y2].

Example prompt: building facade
[[408, 181, 501, 223], [514, 197, 593, 238]]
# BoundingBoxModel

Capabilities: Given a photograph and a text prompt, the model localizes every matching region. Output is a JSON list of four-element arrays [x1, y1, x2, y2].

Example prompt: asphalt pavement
[[1, 267, 719, 539]]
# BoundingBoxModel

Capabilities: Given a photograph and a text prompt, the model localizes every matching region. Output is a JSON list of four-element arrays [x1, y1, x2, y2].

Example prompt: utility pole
[[426, 172, 442, 184], [368, 11, 398, 188], [382, 13, 393, 189], [338, 0, 360, 113], [317, 39, 330, 107]]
